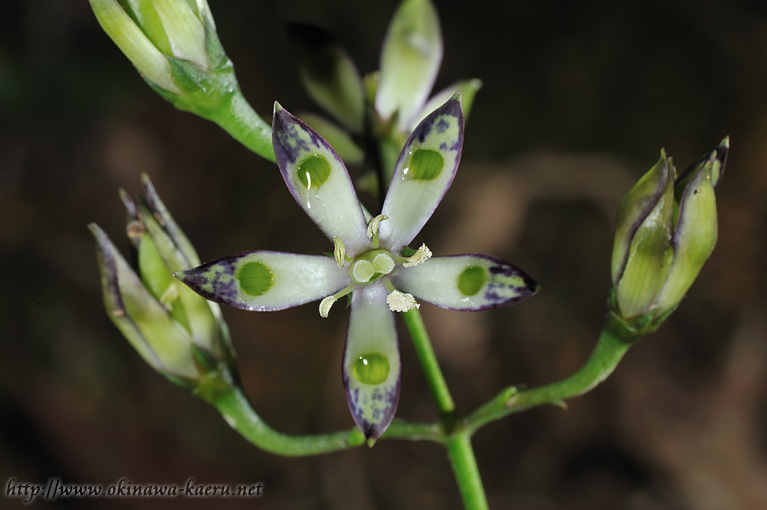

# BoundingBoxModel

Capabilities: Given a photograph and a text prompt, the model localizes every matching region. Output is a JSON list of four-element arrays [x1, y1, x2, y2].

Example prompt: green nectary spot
[[237, 261, 274, 296], [457, 265, 486, 296], [407, 149, 444, 181], [297, 154, 332, 189], [352, 353, 390, 385]]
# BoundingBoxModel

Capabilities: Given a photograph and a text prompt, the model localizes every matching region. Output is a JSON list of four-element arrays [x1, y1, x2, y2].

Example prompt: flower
[[610, 138, 728, 329], [90, 175, 236, 389], [176, 97, 539, 440]]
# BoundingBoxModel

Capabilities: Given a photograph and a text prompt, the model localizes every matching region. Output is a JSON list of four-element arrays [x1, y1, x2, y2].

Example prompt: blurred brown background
[[2, 1, 766, 509]]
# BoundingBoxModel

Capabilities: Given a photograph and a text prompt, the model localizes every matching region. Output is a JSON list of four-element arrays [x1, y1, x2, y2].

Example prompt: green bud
[[90, 174, 236, 387], [298, 113, 365, 164], [376, 0, 443, 131], [89, 0, 180, 92], [611, 139, 728, 328], [90, 0, 276, 162], [612, 151, 675, 319], [287, 23, 366, 134], [90, 222, 200, 384], [90, 0, 231, 107]]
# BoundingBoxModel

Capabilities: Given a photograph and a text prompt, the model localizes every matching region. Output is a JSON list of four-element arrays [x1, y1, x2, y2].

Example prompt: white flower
[[177, 98, 538, 440]]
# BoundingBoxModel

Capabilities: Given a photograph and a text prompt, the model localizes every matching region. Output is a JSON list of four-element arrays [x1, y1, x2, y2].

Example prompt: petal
[[379, 96, 464, 251], [287, 23, 365, 133], [272, 104, 369, 254], [407, 78, 482, 132], [175, 251, 350, 311], [392, 254, 540, 310], [141, 173, 200, 267], [89, 223, 198, 380], [137, 214, 221, 357], [151, 0, 208, 68], [343, 283, 401, 441], [611, 151, 672, 286], [375, 0, 442, 130], [674, 136, 729, 200], [654, 161, 718, 312], [89, 0, 179, 92]]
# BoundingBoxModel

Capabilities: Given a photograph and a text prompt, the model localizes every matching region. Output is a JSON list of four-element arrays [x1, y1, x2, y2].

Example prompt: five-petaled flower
[[176, 96, 539, 440]]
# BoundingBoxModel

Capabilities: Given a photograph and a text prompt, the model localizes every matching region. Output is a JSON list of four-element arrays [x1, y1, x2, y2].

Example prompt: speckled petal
[[175, 251, 350, 311], [392, 254, 539, 310], [272, 103, 369, 254], [379, 97, 463, 251], [343, 283, 401, 441]]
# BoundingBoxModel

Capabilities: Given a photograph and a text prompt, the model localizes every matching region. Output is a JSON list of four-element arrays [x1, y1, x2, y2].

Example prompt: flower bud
[[611, 150, 675, 319], [287, 23, 366, 134], [611, 138, 728, 329], [90, 0, 276, 162], [90, 174, 236, 387], [90, 0, 211, 92], [376, 0, 443, 131]]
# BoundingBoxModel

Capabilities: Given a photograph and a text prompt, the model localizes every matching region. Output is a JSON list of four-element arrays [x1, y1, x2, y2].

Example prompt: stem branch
[[465, 313, 638, 435], [210, 384, 364, 456]]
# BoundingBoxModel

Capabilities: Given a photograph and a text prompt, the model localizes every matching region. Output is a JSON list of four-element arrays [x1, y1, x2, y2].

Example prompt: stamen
[[333, 237, 346, 268], [367, 214, 389, 239], [318, 283, 356, 318], [366, 214, 388, 249], [403, 244, 432, 267], [386, 290, 420, 312], [319, 296, 337, 318], [126, 220, 145, 239]]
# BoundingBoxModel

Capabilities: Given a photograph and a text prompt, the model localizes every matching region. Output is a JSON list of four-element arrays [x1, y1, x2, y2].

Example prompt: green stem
[[402, 309, 489, 510], [211, 384, 364, 456], [464, 313, 638, 435], [446, 432, 489, 510], [210, 382, 444, 455], [383, 420, 445, 443], [402, 309, 455, 416], [209, 90, 276, 162]]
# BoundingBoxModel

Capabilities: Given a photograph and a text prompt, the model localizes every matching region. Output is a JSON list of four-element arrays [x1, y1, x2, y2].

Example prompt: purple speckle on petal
[[489, 264, 514, 277]]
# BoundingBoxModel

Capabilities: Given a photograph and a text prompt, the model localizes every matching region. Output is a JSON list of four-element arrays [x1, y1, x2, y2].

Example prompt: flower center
[[350, 250, 395, 284]]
